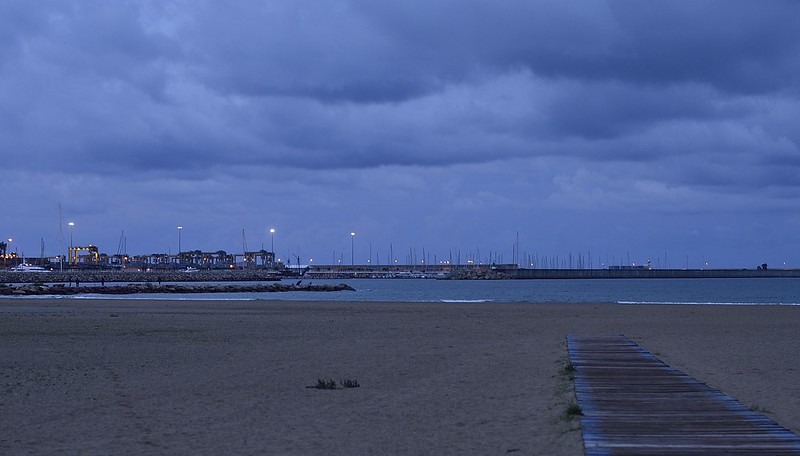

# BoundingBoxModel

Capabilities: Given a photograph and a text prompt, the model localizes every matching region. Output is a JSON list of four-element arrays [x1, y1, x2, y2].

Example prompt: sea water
[[69, 278, 800, 305]]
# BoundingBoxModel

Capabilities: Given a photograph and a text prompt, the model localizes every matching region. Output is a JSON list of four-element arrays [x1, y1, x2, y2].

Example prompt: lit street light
[[350, 232, 356, 266], [5, 238, 12, 267], [269, 228, 275, 252], [68, 222, 75, 264], [269, 228, 276, 265], [177, 226, 183, 266]]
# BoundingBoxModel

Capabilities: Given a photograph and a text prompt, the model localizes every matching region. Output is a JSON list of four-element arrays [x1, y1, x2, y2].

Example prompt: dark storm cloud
[[183, 1, 800, 103], [602, 2, 800, 95], [369, 1, 800, 95], [170, 0, 800, 175], [539, 82, 737, 140], [184, 2, 445, 103], [3, 0, 798, 178]]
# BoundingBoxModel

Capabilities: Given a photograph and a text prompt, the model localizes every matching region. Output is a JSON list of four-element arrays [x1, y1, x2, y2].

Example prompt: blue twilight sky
[[2, 1, 800, 268]]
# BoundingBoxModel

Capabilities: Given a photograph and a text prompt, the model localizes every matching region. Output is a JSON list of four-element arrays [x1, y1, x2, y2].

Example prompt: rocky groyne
[[0, 282, 355, 296], [0, 269, 283, 284], [445, 269, 514, 280]]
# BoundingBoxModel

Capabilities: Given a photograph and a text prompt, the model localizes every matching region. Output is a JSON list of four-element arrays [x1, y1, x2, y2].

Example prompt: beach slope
[[1, 299, 798, 455]]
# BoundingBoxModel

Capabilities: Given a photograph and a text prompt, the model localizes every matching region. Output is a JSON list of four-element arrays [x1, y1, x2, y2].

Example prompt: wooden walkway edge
[[567, 335, 800, 455]]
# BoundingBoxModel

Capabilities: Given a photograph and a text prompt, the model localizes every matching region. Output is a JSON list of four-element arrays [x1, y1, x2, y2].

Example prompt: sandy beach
[[1, 299, 798, 455]]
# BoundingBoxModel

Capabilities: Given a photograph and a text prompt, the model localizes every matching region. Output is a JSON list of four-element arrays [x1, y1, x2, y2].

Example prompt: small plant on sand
[[565, 403, 583, 419], [307, 377, 360, 390], [562, 362, 577, 380], [340, 378, 360, 388], [315, 378, 337, 390]]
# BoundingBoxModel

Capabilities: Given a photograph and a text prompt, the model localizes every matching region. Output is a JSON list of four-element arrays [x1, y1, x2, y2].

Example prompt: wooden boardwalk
[[567, 335, 800, 455]]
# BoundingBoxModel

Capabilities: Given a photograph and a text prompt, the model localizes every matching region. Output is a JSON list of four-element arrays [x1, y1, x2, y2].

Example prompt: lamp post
[[350, 232, 356, 266], [67, 222, 75, 265], [269, 228, 275, 253], [5, 238, 12, 268], [177, 226, 183, 266], [269, 228, 275, 265]]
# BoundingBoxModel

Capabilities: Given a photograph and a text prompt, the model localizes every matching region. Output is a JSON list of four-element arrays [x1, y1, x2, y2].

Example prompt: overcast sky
[[3, 1, 800, 268]]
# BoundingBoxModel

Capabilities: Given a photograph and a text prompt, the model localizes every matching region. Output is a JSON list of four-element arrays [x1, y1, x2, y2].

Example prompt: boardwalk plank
[[567, 335, 800, 455]]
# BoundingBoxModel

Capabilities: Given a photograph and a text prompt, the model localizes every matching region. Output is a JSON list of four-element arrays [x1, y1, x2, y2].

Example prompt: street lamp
[[177, 226, 183, 266], [269, 228, 275, 252], [269, 228, 276, 265], [350, 232, 356, 266], [68, 222, 75, 265]]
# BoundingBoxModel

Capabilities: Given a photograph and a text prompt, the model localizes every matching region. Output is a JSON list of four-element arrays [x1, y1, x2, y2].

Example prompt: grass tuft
[[340, 378, 360, 388], [562, 362, 577, 380], [565, 403, 583, 419], [315, 378, 337, 390]]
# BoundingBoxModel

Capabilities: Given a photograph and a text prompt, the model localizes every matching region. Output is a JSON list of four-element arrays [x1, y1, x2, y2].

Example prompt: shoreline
[[4, 267, 800, 285], [4, 293, 800, 307], [2, 299, 798, 455], [0, 282, 355, 296]]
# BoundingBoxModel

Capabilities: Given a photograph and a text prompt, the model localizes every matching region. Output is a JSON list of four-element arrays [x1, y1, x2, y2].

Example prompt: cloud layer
[[3, 1, 799, 267]]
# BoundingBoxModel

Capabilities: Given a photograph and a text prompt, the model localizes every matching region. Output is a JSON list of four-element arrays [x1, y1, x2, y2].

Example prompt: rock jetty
[[0, 283, 355, 296], [445, 269, 513, 280], [0, 269, 283, 284]]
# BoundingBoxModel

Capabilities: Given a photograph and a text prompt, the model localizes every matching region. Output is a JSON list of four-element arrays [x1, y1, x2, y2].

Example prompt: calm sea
[[71, 278, 800, 305]]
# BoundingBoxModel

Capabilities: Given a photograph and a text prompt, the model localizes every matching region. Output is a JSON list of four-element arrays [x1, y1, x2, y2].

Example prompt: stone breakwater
[[0, 269, 283, 284], [0, 282, 356, 296]]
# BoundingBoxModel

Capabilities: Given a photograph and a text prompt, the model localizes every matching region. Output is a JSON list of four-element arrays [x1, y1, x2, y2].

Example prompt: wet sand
[[1, 299, 798, 455]]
